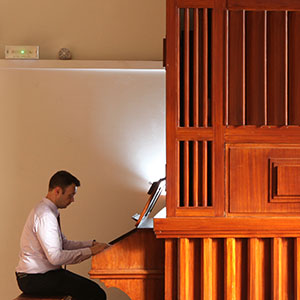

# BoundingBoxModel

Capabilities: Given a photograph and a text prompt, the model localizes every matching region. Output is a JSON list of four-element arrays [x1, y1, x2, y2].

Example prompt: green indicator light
[[21, 50, 25, 54]]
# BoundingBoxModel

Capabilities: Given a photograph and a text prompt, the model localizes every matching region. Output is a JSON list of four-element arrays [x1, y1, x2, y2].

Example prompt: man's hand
[[90, 242, 110, 255]]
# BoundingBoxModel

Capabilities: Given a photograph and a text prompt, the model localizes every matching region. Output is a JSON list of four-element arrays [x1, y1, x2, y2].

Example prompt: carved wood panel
[[270, 158, 300, 202], [227, 144, 300, 214]]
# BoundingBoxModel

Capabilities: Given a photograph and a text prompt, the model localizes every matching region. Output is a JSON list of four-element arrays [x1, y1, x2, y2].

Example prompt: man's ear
[[54, 186, 62, 196]]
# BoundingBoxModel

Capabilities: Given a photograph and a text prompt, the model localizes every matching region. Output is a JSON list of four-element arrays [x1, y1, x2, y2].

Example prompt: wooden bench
[[13, 294, 72, 300]]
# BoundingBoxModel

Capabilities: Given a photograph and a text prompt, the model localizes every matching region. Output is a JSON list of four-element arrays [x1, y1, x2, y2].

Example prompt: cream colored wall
[[1, 1, 165, 298], [0, 62, 165, 299], [0, 0, 165, 60]]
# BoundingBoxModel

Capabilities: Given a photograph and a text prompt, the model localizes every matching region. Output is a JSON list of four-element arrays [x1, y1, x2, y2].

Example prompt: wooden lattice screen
[[165, 0, 300, 217]]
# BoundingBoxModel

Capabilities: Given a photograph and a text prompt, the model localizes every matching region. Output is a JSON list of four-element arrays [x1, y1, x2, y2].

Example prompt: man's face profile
[[56, 184, 77, 209]]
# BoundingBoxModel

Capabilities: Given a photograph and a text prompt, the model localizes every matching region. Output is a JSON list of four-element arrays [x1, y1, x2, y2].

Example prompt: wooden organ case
[[89, 180, 166, 300], [154, 0, 300, 299]]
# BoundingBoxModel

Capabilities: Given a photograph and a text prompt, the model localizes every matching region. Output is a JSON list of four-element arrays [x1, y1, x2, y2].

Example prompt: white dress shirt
[[16, 198, 92, 274]]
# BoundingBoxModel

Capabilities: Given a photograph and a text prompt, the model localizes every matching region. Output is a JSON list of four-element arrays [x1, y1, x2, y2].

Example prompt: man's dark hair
[[49, 170, 80, 192]]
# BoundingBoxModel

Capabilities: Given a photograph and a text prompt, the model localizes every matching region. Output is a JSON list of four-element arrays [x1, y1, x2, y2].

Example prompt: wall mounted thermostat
[[5, 45, 39, 59]]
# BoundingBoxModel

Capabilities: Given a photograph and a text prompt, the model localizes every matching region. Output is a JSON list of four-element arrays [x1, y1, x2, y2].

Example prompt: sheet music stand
[[132, 177, 166, 228]]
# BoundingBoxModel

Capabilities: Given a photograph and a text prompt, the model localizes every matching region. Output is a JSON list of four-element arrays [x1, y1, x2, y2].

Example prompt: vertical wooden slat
[[268, 12, 286, 126], [201, 238, 213, 300], [225, 10, 229, 126], [201, 8, 208, 206], [281, 238, 294, 298], [228, 10, 244, 126], [184, 8, 190, 127], [248, 238, 261, 300], [295, 238, 300, 300], [184, 141, 189, 207], [202, 8, 209, 128], [177, 141, 181, 208], [246, 12, 265, 126], [202, 141, 208, 207], [272, 237, 283, 300], [284, 10, 289, 126], [289, 12, 300, 125], [225, 238, 237, 300], [242, 10, 246, 125], [165, 239, 177, 300], [213, 0, 226, 215], [264, 10, 268, 125], [177, 9, 181, 127], [179, 238, 190, 300], [194, 9, 199, 128], [193, 141, 199, 207], [165, 0, 179, 216]]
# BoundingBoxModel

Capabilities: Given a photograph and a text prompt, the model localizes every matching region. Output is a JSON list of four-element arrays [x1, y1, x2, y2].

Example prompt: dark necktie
[[57, 214, 61, 229], [57, 214, 64, 249], [58, 214, 67, 269]]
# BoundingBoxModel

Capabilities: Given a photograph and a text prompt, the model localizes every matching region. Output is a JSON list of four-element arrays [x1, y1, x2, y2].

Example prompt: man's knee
[[88, 280, 106, 300]]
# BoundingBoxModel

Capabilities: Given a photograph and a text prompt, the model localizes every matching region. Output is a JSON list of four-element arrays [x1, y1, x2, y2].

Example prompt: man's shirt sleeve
[[35, 214, 92, 267], [62, 233, 93, 250]]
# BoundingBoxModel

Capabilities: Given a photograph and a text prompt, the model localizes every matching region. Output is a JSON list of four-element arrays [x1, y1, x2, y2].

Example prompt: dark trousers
[[16, 269, 106, 300]]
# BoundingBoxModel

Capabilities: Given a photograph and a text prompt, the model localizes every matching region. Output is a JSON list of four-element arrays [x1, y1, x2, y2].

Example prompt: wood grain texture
[[289, 12, 300, 125], [212, 0, 226, 216], [228, 0, 300, 10], [227, 144, 300, 213], [245, 11, 265, 125], [90, 229, 164, 300], [267, 12, 286, 126], [177, 0, 214, 8], [154, 217, 300, 238], [157, 236, 300, 300], [179, 238, 191, 300], [295, 238, 300, 299], [184, 8, 190, 127], [225, 127, 300, 143], [248, 238, 262, 299], [228, 10, 244, 126], [201, 238, 213, 299], [165, 0, 179, 217], [272, 238, 283, 299], [164, 239, 177, 300], [202, 8, 209, 128], [225, 238, 237, 300]]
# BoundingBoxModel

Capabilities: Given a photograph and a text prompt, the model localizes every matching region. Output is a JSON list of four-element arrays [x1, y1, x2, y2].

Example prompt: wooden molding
[[154, 217, 300, 238], [270, 158, 300, 203], [228, 0, 300, 11], [225, 126, 300, 143], [89, 269, 164, 279], [177, 0, 214, 8]]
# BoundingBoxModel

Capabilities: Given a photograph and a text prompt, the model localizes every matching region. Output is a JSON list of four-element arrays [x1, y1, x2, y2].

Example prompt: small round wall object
[[58, 48, 72, 60]]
